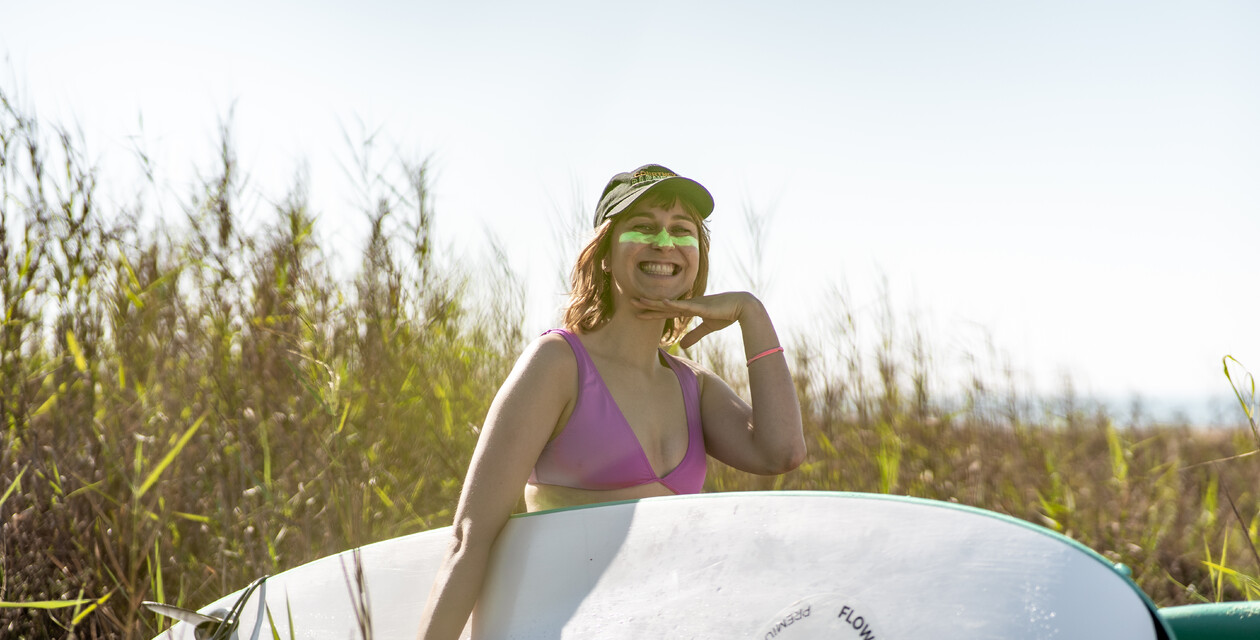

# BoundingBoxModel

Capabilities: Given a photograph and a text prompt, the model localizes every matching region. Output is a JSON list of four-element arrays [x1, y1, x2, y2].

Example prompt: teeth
[[640, 263, 675, 276]]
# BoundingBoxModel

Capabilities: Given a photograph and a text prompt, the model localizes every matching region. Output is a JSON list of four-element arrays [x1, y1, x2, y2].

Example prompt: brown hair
[[562, 189, 710, 345]]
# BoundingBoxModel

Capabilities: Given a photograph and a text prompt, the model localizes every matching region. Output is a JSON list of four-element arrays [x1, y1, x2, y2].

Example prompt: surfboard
[[146, 491, 1250, 639]]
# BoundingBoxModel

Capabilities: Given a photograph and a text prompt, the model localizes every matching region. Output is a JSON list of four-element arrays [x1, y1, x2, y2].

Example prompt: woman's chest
[[595, 365, 690, 471]]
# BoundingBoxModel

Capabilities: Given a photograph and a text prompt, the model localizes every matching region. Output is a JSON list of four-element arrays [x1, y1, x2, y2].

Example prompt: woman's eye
[[671, 227, 695, 236]]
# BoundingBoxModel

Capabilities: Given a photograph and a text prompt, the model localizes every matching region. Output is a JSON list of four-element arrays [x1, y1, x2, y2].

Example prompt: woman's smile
[[639, 261, 680, 277]]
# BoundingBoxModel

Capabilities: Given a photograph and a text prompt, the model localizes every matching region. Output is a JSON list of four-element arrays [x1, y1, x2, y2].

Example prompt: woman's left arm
[[633, 292, 806, 474]]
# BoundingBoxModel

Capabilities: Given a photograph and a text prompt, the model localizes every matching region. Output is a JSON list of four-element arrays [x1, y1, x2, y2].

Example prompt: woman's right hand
[[630, 291, 758, 349]]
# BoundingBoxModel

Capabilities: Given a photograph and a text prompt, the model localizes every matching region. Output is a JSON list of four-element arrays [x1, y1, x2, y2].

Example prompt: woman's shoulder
[[515, 330, 579, 376], [492, 331, 580, 412]]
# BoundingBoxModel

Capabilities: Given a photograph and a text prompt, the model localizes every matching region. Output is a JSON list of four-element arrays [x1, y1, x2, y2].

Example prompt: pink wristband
[[746, 346, 784, 366]]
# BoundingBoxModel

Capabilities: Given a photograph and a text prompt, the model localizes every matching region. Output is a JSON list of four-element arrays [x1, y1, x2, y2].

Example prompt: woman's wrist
[[734, 292, 764, 324], [747, 346, 785, 366], [736, 295, 781, 359]]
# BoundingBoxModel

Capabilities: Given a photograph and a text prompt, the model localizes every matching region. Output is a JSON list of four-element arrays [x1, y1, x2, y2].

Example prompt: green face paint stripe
[[618, 230, 699, 248]]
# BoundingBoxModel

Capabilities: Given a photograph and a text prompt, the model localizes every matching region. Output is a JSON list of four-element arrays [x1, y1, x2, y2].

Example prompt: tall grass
[[1, 89, 1256, 639], [0, 91, 515, 638]]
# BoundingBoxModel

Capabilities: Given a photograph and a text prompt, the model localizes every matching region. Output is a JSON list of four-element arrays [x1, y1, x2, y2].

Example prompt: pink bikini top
[[528, 329, 707, 495]]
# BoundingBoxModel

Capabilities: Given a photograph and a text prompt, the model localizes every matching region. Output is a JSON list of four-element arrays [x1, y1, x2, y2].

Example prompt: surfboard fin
[[143, 575, 269, 640], [142, 602, 227, 639]]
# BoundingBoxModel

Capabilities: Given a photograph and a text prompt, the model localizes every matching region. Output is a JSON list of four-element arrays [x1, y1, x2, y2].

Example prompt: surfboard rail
[[1159, 600, 1260, 640]]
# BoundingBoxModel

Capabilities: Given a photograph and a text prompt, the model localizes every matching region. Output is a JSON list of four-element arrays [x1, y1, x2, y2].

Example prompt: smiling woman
[[415, 164, 806, 640]]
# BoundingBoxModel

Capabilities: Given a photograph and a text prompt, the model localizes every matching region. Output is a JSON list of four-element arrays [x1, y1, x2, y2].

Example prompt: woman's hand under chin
[[630, 292, 760, 349]]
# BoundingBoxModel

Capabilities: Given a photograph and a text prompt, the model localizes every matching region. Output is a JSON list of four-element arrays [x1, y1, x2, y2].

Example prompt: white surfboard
[[150, 491, 1178, 639]]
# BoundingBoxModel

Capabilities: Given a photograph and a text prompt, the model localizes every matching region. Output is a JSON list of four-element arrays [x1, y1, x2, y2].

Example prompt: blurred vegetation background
[[1, 88, 1257, 639]]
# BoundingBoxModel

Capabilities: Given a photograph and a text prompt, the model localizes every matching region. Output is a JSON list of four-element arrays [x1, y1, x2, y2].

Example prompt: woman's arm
[[633, 293, 806, 474], [416, 335, 575, 640]]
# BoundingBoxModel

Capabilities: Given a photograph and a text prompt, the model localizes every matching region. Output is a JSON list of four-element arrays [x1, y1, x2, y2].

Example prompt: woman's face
[[606, 200, 702, 305]]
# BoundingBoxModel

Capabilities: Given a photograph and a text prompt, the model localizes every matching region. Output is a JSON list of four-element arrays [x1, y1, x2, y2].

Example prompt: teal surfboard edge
[[514, 490, 1178, 638], [1158, 601, 1260, 640]]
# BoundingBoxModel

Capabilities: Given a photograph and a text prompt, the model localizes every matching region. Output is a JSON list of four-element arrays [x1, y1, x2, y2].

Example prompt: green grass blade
[[1105, 422, 1128, 483], [0, 599, 96, 610], [136, 412, 208, 499], [1222, 355, 1259, 444], [0, 465, 29, 511], [152, 538, 164, 605], [264, 603, 282, 640], [65, 330, 88, 373], [70, 592, 112, 625]]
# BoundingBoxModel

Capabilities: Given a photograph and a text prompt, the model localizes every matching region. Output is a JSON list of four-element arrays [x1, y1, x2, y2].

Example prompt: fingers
[[633, 296, 723, 316], [631, 297, 693, 320], [628, 292, 753, 347], [632, 297, 694, 311], [630, 297, 737, 343], [680, 321, 720, 349]]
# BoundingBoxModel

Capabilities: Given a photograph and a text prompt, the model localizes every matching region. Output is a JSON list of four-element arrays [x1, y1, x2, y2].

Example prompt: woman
[[416, 164, 805, 639]]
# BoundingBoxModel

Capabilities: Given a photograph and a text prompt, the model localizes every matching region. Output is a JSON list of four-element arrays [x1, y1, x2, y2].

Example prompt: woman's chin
[[633, 276, 694, 298]]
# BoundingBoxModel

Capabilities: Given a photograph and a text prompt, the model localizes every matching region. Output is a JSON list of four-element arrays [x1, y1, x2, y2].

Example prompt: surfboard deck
[[149, 491, 1236, 639]]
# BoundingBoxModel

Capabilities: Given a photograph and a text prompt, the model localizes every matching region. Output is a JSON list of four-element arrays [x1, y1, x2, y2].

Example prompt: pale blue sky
[[4, 1, 1258, 418]]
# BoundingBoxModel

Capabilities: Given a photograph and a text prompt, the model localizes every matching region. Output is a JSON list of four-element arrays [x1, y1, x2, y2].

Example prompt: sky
[[3, 0, 1258, 422]]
